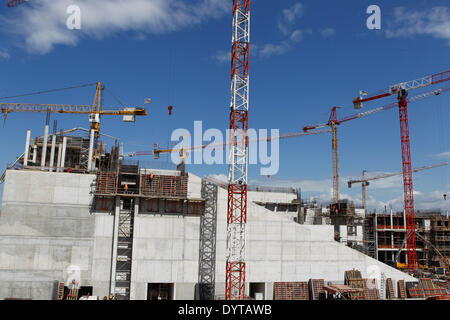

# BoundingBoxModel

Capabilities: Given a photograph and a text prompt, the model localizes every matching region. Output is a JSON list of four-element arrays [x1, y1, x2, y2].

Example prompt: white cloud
[[386, 6, 450, 43], [212, 50, 229, 63], [258, 42, 290, 58], [290, 29, 303, 43], [320, 28, 335, 38], [434, 151, 450, 159], [278, 2, 304, 35], [0, 49, 9, 60], [0, 0, 230, 54]]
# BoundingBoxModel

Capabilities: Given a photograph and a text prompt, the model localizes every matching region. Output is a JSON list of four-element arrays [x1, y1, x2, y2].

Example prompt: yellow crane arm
[[0, 103, 147, 116]]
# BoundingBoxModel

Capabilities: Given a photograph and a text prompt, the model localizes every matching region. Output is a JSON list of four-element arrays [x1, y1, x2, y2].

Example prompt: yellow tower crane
[[0, 82, 147, 170]]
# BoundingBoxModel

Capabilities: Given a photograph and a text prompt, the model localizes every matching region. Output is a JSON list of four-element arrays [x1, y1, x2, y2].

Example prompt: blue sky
[[0, 0, 449, 211]]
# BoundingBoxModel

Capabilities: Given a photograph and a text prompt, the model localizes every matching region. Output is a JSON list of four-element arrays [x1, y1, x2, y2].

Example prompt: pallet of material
[[274, 282, 309, 300]]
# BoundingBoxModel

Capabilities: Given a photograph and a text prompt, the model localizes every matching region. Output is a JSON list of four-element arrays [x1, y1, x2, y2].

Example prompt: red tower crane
[[303, 85, 450, 205], [226, 0, 250, 300], [352, 70, 450, 273]]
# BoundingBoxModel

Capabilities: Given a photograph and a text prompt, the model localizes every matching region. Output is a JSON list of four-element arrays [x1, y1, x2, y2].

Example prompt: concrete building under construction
[[2, 129, 439, 300]]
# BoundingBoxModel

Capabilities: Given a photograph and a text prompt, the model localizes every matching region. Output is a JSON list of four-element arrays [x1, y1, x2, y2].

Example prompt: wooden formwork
[[407, 281, 425, 298], [274, 282, 309, 300], [386, 278, 395, 299], [344, 270, 365, 299], [309, 279, 325, 300], [398, 280, 407, 299], [363, 278, 380, 300], [420, 278, 447, 298], [141, 174, 188, 198], [95, 171, 118, 194]]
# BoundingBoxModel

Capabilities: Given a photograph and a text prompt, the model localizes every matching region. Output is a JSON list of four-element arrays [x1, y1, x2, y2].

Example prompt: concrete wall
[[0, 170, 99, 300]]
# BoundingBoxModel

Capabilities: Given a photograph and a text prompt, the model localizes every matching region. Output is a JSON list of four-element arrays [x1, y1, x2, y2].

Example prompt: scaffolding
[[197, 179, 218, 300], [113, 198, 136, 300]]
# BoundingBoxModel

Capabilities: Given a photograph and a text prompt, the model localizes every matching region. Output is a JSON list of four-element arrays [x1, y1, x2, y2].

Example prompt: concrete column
[[41, 125, 49, 170], [49, 135, 56, 172], [109, 197, 121, 297], [23, 129, 31, 167], [56, 143, 62, 173], [60, 137, 68, 171], [87, 129, 95, 172], [32, 145, 37, 164]]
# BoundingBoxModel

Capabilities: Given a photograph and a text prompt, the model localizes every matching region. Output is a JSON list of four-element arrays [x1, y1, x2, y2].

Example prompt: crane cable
[[0, 82, 98, 101]]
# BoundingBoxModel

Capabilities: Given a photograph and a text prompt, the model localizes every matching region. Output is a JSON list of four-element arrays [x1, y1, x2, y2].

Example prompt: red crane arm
[[353, 70, 450, 108], [303, 86, 450, 132]]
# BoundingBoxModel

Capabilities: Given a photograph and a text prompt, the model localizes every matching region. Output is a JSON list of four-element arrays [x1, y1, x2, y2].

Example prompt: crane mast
[[331, 125, 339, 203], [397, 89, 418, 271], [226, 0, 250, 300]]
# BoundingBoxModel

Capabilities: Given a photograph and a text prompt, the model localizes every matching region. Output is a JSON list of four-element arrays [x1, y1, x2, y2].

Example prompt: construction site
[[0, 0, 450, 301]]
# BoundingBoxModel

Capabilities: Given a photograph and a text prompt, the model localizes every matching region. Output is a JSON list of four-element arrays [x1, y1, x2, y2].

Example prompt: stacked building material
[[274, 282, 309, 300], [386, 278, 395, 299], [363, 278, 380, 300], [398, 280, 407, 299], [406, 281, 425, 298], [420, 278, 447, 298], [323, 284, 360, 300], [309, 279, 325, 300], [344, 270, 365, 299]]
